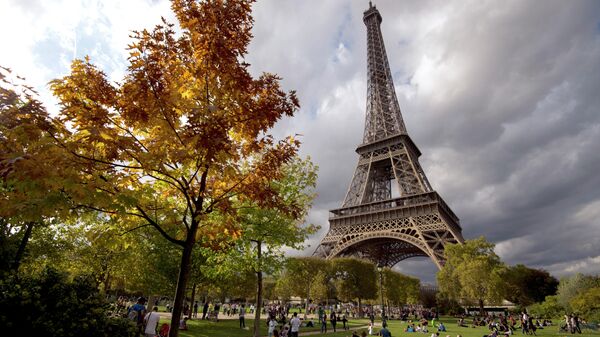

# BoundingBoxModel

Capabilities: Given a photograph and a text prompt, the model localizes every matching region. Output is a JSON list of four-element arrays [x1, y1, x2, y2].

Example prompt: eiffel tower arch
[[314, 3, 464, 269]]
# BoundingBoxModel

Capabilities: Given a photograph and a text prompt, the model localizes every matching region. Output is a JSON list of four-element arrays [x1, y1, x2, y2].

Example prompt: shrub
[[0, 267, 136, 337]]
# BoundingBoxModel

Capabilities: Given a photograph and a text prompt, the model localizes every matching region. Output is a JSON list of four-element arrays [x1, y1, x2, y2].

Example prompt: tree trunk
[[478, 298, 485, 317], [12, 221, 34, 271], [253, 240, 263, 337], [304, 283, 310, 320], [169, 237, 196, 337], [190, 283, 197, 318], [358, 298, 362, 318]]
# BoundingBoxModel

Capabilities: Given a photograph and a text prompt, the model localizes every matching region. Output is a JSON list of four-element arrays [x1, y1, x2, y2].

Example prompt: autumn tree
[[48, 1, 301, 335], [437, 237, 506, 315], [0, 67, 75, 272]]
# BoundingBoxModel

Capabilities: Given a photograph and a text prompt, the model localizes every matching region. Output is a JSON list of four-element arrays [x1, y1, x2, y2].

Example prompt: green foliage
[[502, 264, 558, 306], [556, 273, 600, 310], [278, 256, 329, 311], [382, 268, 420, 305], [332, 258, 377, 302], [0, 268, 135, 337], [437, 237, 506, 311], [570, 286, 600, 322], [527, 295, 564, 319]]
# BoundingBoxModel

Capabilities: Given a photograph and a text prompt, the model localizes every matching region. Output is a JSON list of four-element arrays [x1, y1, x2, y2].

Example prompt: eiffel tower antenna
[[314, 4, 464, 268]]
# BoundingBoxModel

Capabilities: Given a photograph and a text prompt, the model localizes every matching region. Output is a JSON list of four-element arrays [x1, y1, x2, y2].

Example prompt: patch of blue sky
[[331, 3, 354, 64]]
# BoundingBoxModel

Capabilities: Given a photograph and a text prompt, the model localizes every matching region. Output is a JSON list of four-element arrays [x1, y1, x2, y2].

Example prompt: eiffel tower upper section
[[342, 2, 433, 208], [362, 2, 407, 143]]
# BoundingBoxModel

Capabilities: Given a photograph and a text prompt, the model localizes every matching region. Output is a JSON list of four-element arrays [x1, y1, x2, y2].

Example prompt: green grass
[[374, 317, 599, 337], [159, 317, 370, 337], [156, 316, 600, 337]]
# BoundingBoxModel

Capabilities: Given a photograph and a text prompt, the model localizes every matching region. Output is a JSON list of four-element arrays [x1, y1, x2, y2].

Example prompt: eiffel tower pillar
[[314, 2, 464, 269]]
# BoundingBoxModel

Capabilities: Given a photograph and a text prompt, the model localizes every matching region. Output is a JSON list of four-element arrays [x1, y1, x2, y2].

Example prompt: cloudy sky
[[2, 0, 600, 283]]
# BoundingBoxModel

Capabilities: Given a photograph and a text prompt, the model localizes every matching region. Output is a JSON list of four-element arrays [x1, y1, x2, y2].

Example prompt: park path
[[294, 326, 370, 336]]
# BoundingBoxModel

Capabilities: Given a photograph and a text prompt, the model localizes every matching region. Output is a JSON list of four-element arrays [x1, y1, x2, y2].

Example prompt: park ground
[[152, 315, 600, 337]]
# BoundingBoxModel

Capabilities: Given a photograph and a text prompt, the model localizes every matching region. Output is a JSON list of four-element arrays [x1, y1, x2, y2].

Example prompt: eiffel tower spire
[[314, 3, 464, 269], [363, 2, 407, 143]]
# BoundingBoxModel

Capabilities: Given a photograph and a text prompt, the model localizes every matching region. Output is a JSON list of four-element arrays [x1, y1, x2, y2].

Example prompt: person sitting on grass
[[179, 317, 189, 330], [438, 322, 446, 332], [483, 330, 499, 337]]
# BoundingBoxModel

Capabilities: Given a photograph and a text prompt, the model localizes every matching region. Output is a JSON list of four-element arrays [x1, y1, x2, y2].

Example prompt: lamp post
[[377, 264, 386, 327]]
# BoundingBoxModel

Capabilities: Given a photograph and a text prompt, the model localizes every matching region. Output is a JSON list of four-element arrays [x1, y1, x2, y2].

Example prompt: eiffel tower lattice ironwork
[[313, 2, 464, 269]]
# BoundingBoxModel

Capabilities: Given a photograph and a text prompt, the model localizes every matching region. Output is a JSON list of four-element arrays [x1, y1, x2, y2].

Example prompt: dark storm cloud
[[247, 0, 600, 282]]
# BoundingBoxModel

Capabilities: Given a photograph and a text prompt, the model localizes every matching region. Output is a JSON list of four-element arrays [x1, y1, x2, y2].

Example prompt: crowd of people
[[113, 295, 591, 337]]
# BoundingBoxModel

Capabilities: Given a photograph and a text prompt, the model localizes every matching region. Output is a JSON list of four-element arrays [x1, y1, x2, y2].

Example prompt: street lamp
[[377, 264, 386, 327]]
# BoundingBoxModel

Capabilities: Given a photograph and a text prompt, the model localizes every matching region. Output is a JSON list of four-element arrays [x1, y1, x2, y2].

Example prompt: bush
[[0, 268, 136, 337]]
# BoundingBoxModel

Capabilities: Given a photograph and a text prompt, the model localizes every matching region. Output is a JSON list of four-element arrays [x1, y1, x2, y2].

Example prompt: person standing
[[380, 322, 392, 337], [193, 301, 198, 318], [239, 304, 246, 328], [290, 312, 301, 337], [330, 311, 337, 332], [144, 306, 161, 337], [320, 313, 328, 333], [128, 297, 147, 337], [268, 316, 277, 337], [202, 301, 209, 320]]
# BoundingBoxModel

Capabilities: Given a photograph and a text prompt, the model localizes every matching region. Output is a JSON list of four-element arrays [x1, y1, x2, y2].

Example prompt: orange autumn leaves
[[47, 0, 301, 249]]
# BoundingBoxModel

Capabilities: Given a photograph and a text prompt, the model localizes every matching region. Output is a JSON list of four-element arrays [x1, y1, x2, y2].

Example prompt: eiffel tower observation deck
[[314, 2, 464, 269]]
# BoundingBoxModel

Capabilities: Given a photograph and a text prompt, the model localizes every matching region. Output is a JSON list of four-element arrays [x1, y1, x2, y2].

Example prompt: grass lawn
[[160, 317, 371, 337], [158, 316, 600, 337]]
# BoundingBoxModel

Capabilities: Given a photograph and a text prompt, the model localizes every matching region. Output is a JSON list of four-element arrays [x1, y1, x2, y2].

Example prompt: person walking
[[330, 311, 337, 332], [290, 312, 301, 337], [239, 304, 246, 328]]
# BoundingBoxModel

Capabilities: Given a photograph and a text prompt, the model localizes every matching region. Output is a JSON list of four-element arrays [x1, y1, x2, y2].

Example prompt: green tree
[[437, 236, 505, 315], [280, 257, 329, 319], [501, 264, 558, 306], [205, 156, 317, 337], [527, 295, 564, 319], [332, 258, 377, 316], [569, 286, 600, 321], [556, 273, 600, 310], [48, 1, 301, 335]]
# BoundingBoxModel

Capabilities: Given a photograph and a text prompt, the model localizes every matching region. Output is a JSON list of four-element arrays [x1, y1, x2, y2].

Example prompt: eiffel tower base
[[314, 191, 464, 268]]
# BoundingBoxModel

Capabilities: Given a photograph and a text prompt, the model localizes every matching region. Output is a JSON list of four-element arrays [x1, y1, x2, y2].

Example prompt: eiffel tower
[[314, 2, 464, 269]]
